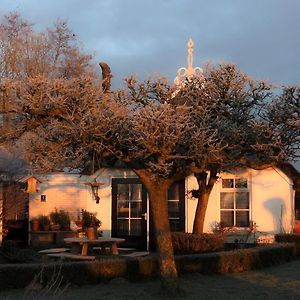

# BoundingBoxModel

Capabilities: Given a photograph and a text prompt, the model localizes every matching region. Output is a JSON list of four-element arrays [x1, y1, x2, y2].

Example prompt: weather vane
[[174, 38, 203, 86]]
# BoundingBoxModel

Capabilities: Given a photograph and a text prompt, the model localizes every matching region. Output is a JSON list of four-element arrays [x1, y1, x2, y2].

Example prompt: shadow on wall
[[263, 198, 286, 233]]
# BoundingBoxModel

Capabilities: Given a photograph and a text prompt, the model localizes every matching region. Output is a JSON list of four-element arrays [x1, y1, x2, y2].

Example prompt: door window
[[116, 183, 143, 236]]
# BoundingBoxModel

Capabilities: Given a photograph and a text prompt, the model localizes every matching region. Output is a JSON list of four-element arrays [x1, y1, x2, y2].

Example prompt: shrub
[[171, 232, 225, 254], [49, 209, 71, 231], [81, 209, 101, 229], [38, 215, 50, 231], [275, 233, 300, 256]]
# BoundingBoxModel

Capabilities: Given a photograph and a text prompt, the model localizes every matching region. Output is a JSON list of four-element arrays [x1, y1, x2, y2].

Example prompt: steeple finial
[[174, 38, 203, 86]]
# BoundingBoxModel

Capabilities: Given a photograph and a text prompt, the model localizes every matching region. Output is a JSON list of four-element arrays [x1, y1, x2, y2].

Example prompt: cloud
[[1, 0, 299, 86]]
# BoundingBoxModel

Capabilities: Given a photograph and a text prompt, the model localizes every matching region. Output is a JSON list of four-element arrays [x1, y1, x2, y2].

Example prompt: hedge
[[275, 233, 300, 256], [0, 243, 295, 291], [171, 232, 224, 254]]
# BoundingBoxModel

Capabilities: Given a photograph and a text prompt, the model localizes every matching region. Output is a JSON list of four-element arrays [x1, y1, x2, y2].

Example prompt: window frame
[[219, 176, 250, 228]]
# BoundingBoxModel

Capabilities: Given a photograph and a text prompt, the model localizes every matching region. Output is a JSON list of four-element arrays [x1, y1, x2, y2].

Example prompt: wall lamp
[[84, 180, 104, 204]]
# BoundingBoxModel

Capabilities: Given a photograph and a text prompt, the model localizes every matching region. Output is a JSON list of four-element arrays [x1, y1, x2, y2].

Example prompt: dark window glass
[[169, 219, 181, 232], [236, 192, 249, 209], [130, 184, 142, 200], [130, 219, 142, 236], [130, 201, 142, 218], [117, 184, 129, 201], [220, 192, 234, 209], [220, 211, 234, 227], [117, 219, 129, 235], [117, 200, 129, 217], [235, 178, 247, 188], [236, 211, 249, 227], [222, 179, 234, 188], [168, 201, 179, 218], [168, 183, 180, 200]]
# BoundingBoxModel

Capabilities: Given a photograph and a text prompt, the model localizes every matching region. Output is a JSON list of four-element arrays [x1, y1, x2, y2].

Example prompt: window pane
[[168, 183, 180, 200], [117, 200, 129, 217], [130, 184, 142, 201], [168, 201, 179, 218], [117, 184, 129, 201], [117, 219, 129, 235], [130, 219, 141, 236], [222, 179, 234, 188], [235, 178, 247, 188], [220, 192, 234, 209], [131, 201, 142, 218], [236, 211, 249, 227], [220, 211, 234, 227], [169, 219, 181, 232], [236, 192, 249, 209]]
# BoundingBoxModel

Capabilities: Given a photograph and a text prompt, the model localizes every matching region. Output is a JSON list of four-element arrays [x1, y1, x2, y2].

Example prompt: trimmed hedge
[[275, 233, 300, 256], [0, 243, 295, 291], [172, 232, 225, 254]]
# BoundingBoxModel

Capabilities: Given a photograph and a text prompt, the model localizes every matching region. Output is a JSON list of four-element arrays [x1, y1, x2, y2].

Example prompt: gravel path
[[1, 260, 300, 299]]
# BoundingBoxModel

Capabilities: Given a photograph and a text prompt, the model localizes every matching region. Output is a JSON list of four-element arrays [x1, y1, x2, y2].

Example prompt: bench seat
[[47, 253, 95, 261], [38, 248, 70, 254]]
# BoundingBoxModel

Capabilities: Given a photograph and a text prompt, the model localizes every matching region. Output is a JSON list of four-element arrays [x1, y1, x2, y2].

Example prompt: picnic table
[[64, 237, 125, 256]]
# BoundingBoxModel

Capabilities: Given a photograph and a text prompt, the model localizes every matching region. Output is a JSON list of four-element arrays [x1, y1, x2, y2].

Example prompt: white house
[[27, 39, 299, 250], [28, 165, 298, 250]]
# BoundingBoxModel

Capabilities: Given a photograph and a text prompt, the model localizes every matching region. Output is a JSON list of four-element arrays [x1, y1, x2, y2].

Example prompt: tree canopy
[[0, 13, 299, 292]]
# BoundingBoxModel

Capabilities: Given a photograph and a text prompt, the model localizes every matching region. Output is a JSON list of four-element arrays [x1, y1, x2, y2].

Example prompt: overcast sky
[[1, 0, 300, 88]]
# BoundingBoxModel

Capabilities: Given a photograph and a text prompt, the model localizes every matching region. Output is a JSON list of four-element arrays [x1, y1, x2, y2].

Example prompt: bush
[[171, 232, 225, 254], [38, 215, 50, 231], [275, 233, 300, 256], [49, 209, 70, 231], [81, 209, 101, 229]]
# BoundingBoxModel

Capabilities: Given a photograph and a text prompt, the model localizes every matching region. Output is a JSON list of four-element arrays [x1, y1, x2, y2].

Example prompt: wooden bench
[[47, 253, 95, 261], [92, 247, 136, 254], [121, 251, 149, 258], [38, 248, 70, 262]]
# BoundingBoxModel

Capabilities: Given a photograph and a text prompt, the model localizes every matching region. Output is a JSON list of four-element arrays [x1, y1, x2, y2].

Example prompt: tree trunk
[[193, 171, 218, 234], [134, 169, 179, 293]]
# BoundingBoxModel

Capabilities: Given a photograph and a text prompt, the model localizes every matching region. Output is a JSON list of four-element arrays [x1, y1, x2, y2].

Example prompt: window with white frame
[[220, 178, 249, 227]]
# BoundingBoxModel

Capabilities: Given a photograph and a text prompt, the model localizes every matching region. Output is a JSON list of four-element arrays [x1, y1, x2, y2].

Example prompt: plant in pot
[[38, 215, 51, 231], [49, 208, 61, 231], [50, 209, 71, 231], [30, 217, 40, 231], [81, 209, 101, 240]]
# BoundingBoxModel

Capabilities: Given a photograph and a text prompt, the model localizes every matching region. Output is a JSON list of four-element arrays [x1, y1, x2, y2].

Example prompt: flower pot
[[86, 227, 96, 240], [30, 219, 40, 231], [294, 221, 300, 233], [42, 224, 50, 231], [50, 223, 60, 231]]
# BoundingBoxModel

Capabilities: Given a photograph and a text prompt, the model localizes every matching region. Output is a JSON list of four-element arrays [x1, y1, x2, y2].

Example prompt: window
[[116, 183, 143, 236], [220, 178, 249, 227], [167, 181, 185, 232]]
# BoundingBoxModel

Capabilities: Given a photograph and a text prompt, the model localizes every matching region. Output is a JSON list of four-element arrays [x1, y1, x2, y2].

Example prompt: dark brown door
[[112, 178, 147, 250]]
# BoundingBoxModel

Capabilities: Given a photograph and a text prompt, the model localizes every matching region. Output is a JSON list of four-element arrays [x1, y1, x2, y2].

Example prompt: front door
[[112, 178, 147, 250]]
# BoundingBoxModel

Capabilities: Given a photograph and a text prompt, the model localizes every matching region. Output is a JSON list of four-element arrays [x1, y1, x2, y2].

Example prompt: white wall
[[29, 173, 89, 220], [29, 167, 294, 239], [29, 168, 138, 238], [186, 168, 294, 234]]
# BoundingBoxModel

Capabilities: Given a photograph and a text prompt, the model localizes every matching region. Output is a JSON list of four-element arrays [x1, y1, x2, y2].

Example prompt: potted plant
[[38, 215, 51, 231], [49, 208, 60, 231], [30, 217, 40, 231], [50, 208, 71, 231], [81, 209, 101, 240]]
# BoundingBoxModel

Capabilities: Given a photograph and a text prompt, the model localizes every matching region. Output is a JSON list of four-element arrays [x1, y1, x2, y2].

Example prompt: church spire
[[174, 38, 203, 86]]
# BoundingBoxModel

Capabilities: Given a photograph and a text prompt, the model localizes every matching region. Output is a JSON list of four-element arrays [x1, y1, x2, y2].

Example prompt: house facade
[[28, 166, 296, 250]]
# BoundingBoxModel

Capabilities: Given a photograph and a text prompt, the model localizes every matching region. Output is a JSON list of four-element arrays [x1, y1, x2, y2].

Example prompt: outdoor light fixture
[[84, 180, 104, 204]]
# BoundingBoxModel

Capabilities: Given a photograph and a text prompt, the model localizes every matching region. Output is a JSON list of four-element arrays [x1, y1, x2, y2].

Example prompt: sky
[[1, 0, 300, 88]]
